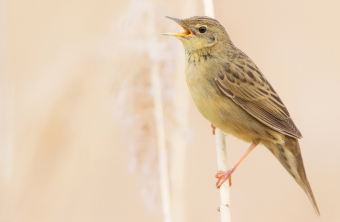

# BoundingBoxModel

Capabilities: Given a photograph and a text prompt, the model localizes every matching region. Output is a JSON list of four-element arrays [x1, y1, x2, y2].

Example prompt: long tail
[[262, 136, 320, 215]]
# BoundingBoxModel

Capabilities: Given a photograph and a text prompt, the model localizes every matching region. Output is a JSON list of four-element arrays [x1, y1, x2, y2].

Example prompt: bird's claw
[[215, 169, 233, 188], [211, 124, 216, 135]]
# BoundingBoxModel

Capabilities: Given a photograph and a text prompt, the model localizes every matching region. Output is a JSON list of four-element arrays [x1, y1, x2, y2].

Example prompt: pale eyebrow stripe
[[195, 24, 207, 28]]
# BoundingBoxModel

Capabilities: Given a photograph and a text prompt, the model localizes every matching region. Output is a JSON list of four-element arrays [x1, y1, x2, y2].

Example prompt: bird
[[162, 16, 319, 215]]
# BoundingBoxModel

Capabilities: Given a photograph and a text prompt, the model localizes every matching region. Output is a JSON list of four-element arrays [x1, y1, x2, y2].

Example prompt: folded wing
[[214, 50, 302, 139]]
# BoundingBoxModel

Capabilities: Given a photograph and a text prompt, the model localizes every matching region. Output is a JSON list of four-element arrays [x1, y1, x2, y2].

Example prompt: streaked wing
[[215, 49, 302, 139]]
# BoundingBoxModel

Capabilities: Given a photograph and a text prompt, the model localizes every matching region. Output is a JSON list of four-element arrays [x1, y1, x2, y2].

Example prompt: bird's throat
[[184, 47, 215, 64], [184, 42, 228, 64]]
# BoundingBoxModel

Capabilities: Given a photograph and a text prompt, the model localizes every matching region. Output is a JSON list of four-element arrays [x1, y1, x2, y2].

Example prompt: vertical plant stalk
[[202, 0, 232, 221], [170, 1, 198, 222], [202, 0, 215, 17], [148, 3, 172, 222], [151, 63, 172, 222], [0, 0, 13, 186], [215, 129, 231, 222], [170, 70, 188, 222]]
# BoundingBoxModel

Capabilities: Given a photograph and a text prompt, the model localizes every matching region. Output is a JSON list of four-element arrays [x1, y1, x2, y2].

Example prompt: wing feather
[[215, 51, 302, 139]]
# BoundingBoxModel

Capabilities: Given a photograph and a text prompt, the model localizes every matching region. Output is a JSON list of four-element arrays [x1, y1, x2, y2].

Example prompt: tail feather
[[262, 137, 320, 215]]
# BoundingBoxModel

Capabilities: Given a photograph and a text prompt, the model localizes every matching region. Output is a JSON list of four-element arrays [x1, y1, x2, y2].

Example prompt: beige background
[[1, 0, 340, 221]]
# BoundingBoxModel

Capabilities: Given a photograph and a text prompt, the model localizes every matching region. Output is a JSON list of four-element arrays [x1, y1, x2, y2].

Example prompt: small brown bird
[[162, 16, 319, 215]]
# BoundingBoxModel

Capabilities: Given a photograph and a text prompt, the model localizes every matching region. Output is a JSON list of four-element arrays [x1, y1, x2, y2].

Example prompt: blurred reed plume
[[0, 0, 11, 186], [106, 0, 184, 212]]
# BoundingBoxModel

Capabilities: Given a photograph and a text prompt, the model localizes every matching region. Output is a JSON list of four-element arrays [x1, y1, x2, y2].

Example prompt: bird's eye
[[199, 26, 206, 33]]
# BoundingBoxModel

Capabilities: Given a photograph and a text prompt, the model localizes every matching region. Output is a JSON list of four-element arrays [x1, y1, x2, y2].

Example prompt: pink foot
[[215, 169, 234, 188], [211, 124, 216, 135]]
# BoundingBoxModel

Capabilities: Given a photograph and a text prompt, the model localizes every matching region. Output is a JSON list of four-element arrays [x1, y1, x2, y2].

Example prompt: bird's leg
[[215, 140, 260, 188], [211, 124, 216, 135]]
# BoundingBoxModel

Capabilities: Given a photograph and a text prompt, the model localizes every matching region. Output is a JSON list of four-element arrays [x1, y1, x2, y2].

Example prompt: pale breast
[[184, 58, 284, 144]]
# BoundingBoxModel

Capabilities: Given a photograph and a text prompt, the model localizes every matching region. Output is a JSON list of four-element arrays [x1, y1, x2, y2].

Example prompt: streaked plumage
[[163, 16, 319, 215], [215, 52, 302, 139]]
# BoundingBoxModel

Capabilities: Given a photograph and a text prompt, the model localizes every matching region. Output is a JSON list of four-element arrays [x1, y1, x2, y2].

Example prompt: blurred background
[[1, 0, 340, 221]]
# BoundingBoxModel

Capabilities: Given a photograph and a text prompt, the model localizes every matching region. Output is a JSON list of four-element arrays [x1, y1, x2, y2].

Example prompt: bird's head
[[162, 16, 231, 51]]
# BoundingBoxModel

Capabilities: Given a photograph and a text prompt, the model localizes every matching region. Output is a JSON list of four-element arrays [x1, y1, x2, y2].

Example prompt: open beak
[[161, 16, 192, 37]]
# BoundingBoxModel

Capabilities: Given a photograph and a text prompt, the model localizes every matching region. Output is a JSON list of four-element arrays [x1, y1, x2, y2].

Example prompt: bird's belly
[[187, 77, 281, 144]]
